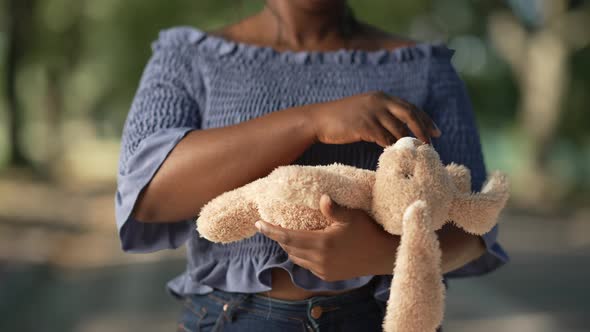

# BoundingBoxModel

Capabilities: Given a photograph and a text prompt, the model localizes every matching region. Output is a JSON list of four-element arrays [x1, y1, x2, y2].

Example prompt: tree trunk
[[5, 0, 35, 167], [488, 1, 589, 206]]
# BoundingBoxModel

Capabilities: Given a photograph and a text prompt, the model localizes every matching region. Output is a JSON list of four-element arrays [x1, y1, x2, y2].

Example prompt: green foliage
[[0, 0, 588, 197]]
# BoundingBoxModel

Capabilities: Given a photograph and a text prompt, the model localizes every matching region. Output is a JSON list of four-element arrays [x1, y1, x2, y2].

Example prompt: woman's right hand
[[305, 91, 441, 147]]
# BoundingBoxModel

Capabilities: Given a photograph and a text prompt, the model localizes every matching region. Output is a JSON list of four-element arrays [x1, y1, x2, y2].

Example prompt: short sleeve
[[115, 28, 206, 253], [425, 50, 509, 277]]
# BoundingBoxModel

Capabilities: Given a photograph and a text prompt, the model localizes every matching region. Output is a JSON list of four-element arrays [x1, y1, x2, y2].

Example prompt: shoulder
[[151, 26, 206, 52], [355, 25, 459, 79], [352, 22, 418, 51], [352, 22, 456, 65], [142, 27, 208, 98], [352, 24, 465, 99]]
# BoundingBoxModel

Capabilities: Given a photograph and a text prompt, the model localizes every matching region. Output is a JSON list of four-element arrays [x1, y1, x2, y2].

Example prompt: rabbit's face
[[372, 138, 454, 234]]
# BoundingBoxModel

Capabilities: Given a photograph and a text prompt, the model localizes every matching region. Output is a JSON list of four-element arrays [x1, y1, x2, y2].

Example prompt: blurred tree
[[488, 0, 590, 204], [40, 0, 84, 176], [0, 0, 588, 203], [5, 0, 36, 167]]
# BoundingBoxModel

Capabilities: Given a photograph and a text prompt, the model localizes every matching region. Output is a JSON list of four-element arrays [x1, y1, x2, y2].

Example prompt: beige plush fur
[[196, 137, 510, 332]]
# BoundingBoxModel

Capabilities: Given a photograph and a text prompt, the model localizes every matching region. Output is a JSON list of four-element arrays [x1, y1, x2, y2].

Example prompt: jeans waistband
[[203, 277, 379, 317], [253, 279, 376, 308]]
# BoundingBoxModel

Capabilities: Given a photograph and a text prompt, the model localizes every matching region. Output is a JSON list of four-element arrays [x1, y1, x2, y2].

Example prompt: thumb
[[319, 194, 352, 224]]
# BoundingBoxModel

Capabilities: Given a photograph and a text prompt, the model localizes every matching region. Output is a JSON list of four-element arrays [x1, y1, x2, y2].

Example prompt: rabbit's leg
[[384, 201, 444, 332]]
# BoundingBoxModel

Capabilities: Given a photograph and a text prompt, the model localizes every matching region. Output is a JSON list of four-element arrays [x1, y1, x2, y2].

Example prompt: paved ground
[[0, 179, 588, 331]]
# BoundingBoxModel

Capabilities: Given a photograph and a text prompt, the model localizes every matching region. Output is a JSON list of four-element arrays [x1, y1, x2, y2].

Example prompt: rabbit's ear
[[449, 172, 510, 235], [446, 163, 472, 194]]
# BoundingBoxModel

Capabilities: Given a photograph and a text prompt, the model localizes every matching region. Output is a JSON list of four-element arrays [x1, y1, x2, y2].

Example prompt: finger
[[280, 243, 316, 262], [376, 110, 410, 141], [255, 220, 320, 249], [288, 254, 318, 272], [414, 109, 441, 138], [395, 105, 430, 144], [385, 100, 431, 144], [318, 194, 355, 224], [367, 120, 394, 147], [394, 99, 441, 139]]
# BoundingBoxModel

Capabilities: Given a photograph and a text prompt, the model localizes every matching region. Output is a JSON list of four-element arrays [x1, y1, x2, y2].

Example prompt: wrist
[[438, 226, 486, 274], [299, 103, 322, 145], [374, 232, 400, 275]]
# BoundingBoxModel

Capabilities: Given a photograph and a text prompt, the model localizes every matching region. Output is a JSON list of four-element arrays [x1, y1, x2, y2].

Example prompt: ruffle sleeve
[[115, 28, 206, 253]]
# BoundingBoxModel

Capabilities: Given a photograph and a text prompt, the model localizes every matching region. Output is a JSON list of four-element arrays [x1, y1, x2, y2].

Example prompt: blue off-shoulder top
[[115, 26, 509, 301]]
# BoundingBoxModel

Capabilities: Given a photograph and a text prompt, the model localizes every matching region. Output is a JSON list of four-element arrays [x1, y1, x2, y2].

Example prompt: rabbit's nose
[[393, 137, 422, 151]]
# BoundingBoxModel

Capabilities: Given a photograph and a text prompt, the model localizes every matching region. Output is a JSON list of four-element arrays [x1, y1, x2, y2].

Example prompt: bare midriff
[[260, 268, 360, 301]]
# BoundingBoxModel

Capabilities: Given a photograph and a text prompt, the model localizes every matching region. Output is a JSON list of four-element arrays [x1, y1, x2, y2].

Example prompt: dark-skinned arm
[[133, 92, 439, 223], [133, 107, 315, 223]]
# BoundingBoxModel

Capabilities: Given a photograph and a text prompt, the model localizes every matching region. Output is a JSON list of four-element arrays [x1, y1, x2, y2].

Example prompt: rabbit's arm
[[265, 164, 375, 212], [197, 178, 264, 243], [449, 172, 510, 235]]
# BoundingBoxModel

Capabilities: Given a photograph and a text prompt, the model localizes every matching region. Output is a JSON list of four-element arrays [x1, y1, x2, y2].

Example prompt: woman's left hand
[[255, 194, 400, 282]]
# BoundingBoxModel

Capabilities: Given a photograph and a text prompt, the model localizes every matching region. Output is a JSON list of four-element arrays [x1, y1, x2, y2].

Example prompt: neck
[[262, 0, 353, 49]]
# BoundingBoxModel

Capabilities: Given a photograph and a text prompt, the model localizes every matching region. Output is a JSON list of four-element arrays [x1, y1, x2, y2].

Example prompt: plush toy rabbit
[[197, 137, 510, 332]]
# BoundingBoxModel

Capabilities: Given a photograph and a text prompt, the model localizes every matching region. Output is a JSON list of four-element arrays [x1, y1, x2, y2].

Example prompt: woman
[[115, 1, 509, 331]]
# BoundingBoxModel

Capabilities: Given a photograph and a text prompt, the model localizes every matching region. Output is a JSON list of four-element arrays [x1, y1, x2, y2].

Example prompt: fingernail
[[255, 221, 262, 230], [433, 122, 442, 136]]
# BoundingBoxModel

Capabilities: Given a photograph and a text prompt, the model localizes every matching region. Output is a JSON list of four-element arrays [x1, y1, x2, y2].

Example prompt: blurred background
[[0, 0, 589, 331]]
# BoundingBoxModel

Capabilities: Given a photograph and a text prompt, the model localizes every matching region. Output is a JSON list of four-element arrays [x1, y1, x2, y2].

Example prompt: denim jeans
[[175, 280, 388, 332]]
